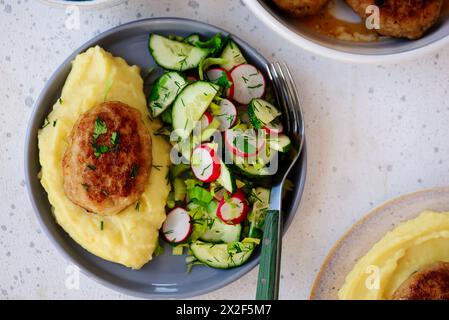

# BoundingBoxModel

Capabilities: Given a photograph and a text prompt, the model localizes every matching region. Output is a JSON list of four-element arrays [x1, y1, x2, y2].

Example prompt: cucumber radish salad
[[147, 32, 293, 271]]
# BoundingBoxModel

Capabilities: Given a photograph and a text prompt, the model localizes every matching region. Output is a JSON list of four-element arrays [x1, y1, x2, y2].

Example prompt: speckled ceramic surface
[[310, 187, 449, 300], [2, 0, 449, 300]]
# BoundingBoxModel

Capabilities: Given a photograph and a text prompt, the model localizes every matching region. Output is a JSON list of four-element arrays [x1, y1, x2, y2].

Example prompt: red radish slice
[[224, 129, 265, 158], [230, 64, 265, 104], [211, 99, 238, 132], [216, 190, 249, 225], [264, 119, 284, 135], [191, 144, 221, 183], [187, 75, 198, 83], [201, 111, 213, 128], [194, 111, 213, 132], [162, 207, 192, 243], [206, 67, 234, 98]]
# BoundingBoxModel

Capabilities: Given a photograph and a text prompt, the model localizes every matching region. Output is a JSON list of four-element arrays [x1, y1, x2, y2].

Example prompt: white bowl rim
[[39, 0, 123, 8], [244, 0, 449, 64]]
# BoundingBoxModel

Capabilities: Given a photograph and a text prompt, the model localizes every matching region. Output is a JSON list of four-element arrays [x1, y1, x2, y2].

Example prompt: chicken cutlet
[[63, 101, 152, 216], [272, 0, 330, 17], [392, 262, 449, 300], [345, 0, 444, 39]]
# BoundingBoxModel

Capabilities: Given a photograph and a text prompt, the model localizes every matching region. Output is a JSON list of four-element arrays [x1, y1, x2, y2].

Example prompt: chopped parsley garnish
[[110, 131, 119, 147], [165, 171, 170, 185], [206, 217, 215, 230], [81, 183, 89, 191], [216, 72, 232, 88], [152, 164, 162, 171], [201, 163, 211, 176], [100, 221, 104, 231], [58, 98, 64, 104], [93, 117, 107, 140], [248, 83, 263, 89], [135, 201, 141, 211], [92, 144, 109, 158], [226, 114, 235, 126], [53, 120, 57, 127], [154, 241, 164, 256], [41, 118, 50, 129], [86, 164, 96, 171], [130, 165, 139, 178], [91, 117, 112, 157], [174, 81, 182, 90], [177, 50, 188, 69]]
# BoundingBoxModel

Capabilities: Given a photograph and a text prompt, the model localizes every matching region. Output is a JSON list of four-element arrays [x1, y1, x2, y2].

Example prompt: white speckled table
[[1, 0, 449, 300]]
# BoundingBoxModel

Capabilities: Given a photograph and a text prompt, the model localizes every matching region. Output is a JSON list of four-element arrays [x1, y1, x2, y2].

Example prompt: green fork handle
[[256, 209, 282, 300]]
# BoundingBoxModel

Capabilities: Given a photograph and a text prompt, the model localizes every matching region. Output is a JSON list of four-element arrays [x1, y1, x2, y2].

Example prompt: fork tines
[[266, 62, 304, 147]]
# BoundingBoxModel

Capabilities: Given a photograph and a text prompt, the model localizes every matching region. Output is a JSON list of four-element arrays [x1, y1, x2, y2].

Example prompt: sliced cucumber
[[219, 40, 247, 71], [248, 98, 282, 129], [172, 81, 219, 139], [268, 134, 291, 153], [149, 72, 187, 117], [200, 208, 242, 243], [217, 161, 237, 194], [184, 33, 200, 45], [169, 163, 190, 180], [233, 162, 273, 178], [232, 162, 273, 186], [148, 34, 210, 71], [173, 178, 187, 202], [201, 118, 221, 142], [190, 241, 255, 269]]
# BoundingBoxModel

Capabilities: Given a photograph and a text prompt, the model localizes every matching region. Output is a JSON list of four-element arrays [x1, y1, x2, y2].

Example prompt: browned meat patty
[[63, 101, 152, 216], [272, 0, 330, 17], [392, 262, 449, 300], [345, 0, 443, 39]]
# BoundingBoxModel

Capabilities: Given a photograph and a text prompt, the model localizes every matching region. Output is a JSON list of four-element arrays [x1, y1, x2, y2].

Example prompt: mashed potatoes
[[339, 211, 449, 299], [38, 46, 171, 269]]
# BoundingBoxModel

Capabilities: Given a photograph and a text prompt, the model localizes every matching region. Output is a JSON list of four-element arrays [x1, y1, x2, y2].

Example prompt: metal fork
[[255, 62, 305, 300]]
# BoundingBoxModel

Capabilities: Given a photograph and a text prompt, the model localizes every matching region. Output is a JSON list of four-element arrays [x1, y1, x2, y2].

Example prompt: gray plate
[[24, 18, 307, 299]]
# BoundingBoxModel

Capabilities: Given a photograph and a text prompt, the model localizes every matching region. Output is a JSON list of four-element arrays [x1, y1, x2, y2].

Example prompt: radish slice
[[194, 111, 213, 132], [186, 75, 198, 83], [216, 190, 249, 225], [264, 119, 284, 135], [191, 144, 221, 183], [162, 207, 192, 243], [230, 64, 265, 104], [211, 99, 238, 132], [224, 129, 265, 158], [206, 67, 234, 98]]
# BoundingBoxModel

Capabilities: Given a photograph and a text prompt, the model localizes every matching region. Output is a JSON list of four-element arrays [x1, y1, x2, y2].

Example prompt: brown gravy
[[291, 0, 449, 42]]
